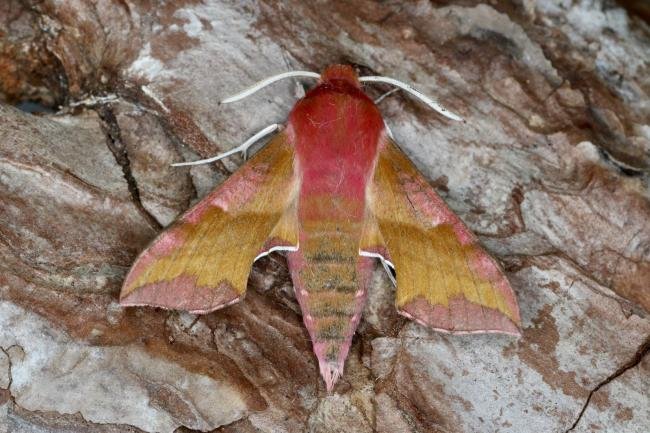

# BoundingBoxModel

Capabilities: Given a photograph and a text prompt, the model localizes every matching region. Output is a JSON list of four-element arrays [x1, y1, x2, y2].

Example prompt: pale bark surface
[[1, 1, 649, 432]]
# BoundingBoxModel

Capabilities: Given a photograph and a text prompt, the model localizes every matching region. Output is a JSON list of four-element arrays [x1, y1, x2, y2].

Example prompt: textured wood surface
[[1, 1, 649, 432]]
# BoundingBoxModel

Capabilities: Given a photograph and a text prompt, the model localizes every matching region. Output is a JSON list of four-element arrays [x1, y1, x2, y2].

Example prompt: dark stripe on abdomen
[[298, 225, 364, 357]]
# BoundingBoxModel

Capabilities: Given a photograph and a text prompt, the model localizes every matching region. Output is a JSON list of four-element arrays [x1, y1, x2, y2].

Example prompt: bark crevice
[[96, 104, 162, 231], [565, 335, 650, 432]]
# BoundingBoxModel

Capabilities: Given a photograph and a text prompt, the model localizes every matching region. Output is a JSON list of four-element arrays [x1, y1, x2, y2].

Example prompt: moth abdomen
[[309, 304, 356, 318]]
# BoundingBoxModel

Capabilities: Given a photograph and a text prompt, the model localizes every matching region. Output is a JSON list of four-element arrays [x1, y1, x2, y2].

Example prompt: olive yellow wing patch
[[364, 138, 521, 335], [120, 132, 298, 314]]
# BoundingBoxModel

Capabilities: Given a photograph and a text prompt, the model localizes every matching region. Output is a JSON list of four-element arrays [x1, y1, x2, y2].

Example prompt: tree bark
[[1, 1, 648, 432]]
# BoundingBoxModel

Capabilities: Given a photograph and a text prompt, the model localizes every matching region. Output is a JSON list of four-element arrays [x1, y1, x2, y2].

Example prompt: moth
[[120, 65, 521, 391]]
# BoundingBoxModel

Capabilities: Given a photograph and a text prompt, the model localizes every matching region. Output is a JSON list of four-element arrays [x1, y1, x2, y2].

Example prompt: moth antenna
[[359, 76, 464, 122], [221, 71, 321, 104], [171, 123, 282, 167]]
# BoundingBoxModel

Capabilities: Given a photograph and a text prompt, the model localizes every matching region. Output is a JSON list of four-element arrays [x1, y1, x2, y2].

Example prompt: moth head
[[319, 64, 360, 89]]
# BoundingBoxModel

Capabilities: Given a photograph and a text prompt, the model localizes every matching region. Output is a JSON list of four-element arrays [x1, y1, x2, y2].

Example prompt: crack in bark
[[0, 346, 14, 390], [565, 335, 650, 432], [117, 87, 229, 203], [96, 105, 162, 231]]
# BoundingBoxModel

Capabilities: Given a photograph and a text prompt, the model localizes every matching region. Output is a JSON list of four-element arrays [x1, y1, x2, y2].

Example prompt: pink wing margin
[[120, 131, 299, 314], [366, 138, 522, 335]]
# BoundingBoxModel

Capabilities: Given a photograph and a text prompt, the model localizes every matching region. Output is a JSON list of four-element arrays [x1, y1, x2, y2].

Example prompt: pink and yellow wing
[[120, 132, 299, 314], [364, 139, 521, 335]]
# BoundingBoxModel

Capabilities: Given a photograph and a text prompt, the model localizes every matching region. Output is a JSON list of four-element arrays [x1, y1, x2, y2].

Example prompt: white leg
[[374, 88, 399, 105], [141, 85, 170, 113], [381, 258, 397, 286], [172, 123, 282, 167], [359, 250, 397, 286], [384, 122, 395, 140]]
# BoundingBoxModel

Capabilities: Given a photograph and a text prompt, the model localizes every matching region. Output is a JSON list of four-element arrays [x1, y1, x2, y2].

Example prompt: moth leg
[[383, 122, 395, 140], [380, 258, 397, 286], [359, 250, 397, 286], [172, 123, 283, 167], [374, 87, 400, 105]]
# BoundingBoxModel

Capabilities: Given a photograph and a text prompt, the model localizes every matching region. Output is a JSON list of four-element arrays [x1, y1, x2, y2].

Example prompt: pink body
[[285, 66, 384, 390]]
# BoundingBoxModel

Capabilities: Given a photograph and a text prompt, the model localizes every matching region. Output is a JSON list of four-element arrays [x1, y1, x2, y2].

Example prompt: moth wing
[[363, 138, 521, 335], [120, 132, 298, 314]]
